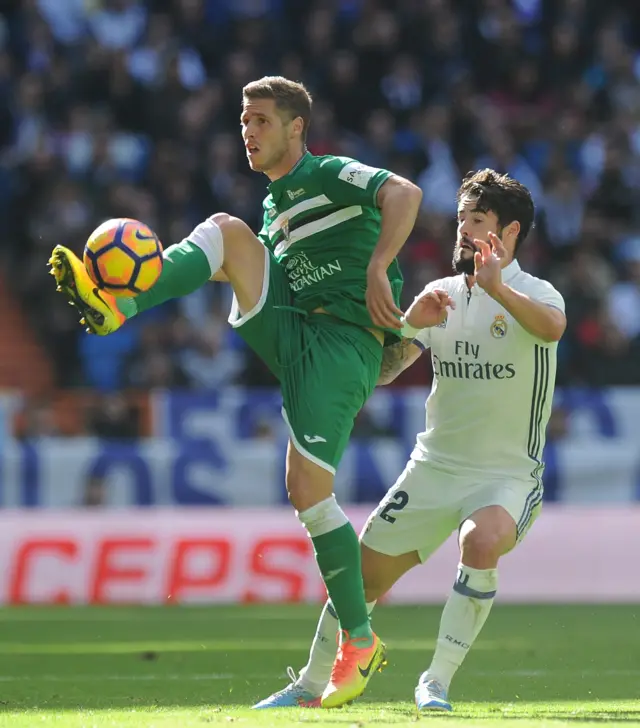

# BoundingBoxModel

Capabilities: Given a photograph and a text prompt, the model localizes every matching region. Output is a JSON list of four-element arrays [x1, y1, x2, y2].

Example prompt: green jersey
[[259, 152, 404, 343]]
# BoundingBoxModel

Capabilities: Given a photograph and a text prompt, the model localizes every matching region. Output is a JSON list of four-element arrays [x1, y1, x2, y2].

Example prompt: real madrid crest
[[490, 314, 507, 339]]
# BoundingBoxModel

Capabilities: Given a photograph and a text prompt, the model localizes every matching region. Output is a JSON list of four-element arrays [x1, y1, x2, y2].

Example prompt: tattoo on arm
[[378, 338, 416, 384]]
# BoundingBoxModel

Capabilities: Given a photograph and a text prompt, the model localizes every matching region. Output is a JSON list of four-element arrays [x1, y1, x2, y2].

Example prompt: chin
[[246, 154, 264, 171], [453, 252, 475, 275]]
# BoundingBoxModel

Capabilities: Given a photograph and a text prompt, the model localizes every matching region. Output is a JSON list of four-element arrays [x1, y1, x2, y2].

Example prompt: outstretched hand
[[473, 232, 506, 296], [405, 288, 455, 329]]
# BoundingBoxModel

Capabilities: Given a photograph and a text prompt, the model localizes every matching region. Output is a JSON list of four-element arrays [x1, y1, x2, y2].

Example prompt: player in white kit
[[253, 169, 566, 712]]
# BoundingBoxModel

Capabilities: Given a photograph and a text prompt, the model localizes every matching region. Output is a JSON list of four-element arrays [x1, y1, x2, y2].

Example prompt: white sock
[[426, 563, 498, 689], [296, 495, 349, 538], [298, 599, 377, 694], [186, 217, 224, 275]]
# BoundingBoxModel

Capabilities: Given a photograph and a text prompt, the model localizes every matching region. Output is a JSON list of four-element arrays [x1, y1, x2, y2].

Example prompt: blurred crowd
[[1, 0, 639, 391]]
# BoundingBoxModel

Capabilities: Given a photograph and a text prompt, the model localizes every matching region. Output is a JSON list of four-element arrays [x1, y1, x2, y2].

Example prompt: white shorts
[[360, 458, 543, 563]]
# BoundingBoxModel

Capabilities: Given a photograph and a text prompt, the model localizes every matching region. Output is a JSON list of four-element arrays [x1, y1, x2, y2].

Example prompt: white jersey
[[411, 260, 564, 483]]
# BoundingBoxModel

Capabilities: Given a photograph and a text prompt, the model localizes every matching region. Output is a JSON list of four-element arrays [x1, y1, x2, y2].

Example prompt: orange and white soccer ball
[[84, 218, 163, 297]]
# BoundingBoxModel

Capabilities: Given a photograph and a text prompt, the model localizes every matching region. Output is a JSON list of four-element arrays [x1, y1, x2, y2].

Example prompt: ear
[[290, 116, 304, 140], [505, 220, 520, 247]]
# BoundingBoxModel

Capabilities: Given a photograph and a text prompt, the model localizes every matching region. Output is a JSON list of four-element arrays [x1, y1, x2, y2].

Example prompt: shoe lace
[[424, 678, 447, 699], [266, 666, 301, 699], [329, 630, 369, 682]]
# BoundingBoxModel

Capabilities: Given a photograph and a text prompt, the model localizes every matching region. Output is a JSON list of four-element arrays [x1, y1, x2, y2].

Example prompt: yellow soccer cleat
[[48, 245, 126, 335], [321, 630, 387, 709]]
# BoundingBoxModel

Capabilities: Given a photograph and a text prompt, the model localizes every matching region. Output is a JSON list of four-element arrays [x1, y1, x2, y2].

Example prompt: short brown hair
[[242, 76, 313, 143], [457, 168, 535, 253]]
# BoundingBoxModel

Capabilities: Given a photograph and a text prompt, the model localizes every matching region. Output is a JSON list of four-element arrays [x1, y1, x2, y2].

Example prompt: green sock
[[312, 524, 373, 643], [115, 241, 213, 319]]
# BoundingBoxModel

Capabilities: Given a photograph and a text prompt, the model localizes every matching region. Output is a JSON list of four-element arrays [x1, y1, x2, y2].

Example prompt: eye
[[473, 218, 484, 224]]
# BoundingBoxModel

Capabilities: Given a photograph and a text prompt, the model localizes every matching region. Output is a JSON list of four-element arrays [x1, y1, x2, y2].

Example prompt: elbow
[[404, 179, 423, 205], [546, 327, 564, 343], [544, 315, 567, 342], [382, 176, 422, 207]]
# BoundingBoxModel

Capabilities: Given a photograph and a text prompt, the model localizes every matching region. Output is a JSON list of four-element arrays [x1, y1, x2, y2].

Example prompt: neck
[[266, 147, 306, 182]]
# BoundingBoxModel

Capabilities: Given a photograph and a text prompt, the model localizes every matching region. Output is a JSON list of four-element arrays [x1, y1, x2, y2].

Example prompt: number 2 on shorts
[[379, 490, 409, 524]]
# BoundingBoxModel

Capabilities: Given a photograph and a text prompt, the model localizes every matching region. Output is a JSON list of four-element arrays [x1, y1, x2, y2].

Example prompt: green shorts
[[228, 249, 383, 473]]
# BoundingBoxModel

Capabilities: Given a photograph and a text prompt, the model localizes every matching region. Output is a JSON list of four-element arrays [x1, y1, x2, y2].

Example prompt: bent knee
[[209, 212, 252, 238], [460, 527, 512, 565]]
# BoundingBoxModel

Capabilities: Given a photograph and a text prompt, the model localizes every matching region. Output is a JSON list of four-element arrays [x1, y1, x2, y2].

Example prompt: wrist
[[368, 256, 391, 273], [488, 281, 509, 302], [400, 315, 421, 339]]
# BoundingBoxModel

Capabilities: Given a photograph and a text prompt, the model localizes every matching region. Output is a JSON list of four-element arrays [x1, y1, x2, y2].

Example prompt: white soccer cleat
[[252, 667, 322, 709], [414, 672, 453, 712]]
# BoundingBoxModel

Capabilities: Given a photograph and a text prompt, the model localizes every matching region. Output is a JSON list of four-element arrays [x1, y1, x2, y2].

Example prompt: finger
[[474, 251, 482, 272], [434, 291, 452, 309], [380, 299, 403, 328], [386, 296, 404, 317], [421, 291, 440, 305], [489, 232, 507, 258], [369, 298, 394, 328], [383, 306, 403, 327], [475, 239, 492, 259]]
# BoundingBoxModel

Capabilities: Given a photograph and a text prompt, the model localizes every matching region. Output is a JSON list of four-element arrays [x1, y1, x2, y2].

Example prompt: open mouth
[[246, 145, 260, 155]]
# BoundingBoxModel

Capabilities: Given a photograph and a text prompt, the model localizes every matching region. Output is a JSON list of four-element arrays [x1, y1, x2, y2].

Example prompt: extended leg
[[49, 214, 267, 335]]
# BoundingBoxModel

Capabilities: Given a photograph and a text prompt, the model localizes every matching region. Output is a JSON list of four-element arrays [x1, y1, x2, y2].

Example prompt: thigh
[[228, 249, 297, 380], [361, 459, 460, 563], [460, 477, 543, 547], [215, 213, 270, 316], [281, 317, 383, 474]]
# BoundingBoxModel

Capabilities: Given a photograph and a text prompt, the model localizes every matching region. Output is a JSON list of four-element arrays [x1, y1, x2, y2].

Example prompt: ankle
[[345, 622, 373, 645]]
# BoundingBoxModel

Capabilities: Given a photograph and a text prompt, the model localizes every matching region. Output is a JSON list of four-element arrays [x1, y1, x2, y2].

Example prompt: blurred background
[[0, 0, 639, 603]]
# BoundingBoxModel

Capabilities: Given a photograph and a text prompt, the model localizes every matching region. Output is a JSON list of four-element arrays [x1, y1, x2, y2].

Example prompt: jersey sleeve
[[526, 278, 566, 313], [319, 156, 392, 208]]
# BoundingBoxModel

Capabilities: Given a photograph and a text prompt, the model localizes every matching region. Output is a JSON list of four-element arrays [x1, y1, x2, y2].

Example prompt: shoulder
[[315, 154, 390, 178], [511, 269, 565, 308], [512, 270, 560, 295], [314, 154, 357, 167]]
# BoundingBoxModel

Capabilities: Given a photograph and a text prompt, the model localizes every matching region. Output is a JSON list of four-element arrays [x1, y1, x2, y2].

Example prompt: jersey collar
[[267, 150, 312, 199], [501, 259, 521, 283]]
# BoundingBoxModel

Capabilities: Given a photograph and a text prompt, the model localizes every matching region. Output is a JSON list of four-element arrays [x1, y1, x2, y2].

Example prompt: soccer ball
[[84, 218, 163, 297]]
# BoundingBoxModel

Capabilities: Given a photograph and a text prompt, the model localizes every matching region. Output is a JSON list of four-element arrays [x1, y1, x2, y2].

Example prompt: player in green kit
[[48, 77, 423, 708]]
